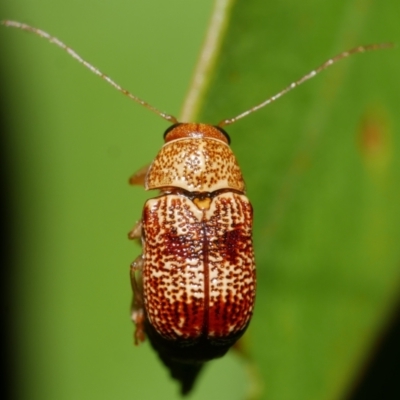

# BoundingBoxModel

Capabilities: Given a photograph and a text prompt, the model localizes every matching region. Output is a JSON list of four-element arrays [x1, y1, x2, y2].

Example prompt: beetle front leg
[[130, 255, 146, 345], [129, 163, 150, 187]]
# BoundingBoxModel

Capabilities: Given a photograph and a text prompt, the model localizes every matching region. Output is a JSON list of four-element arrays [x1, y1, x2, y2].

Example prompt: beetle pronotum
[[2, 19, 391, 395]]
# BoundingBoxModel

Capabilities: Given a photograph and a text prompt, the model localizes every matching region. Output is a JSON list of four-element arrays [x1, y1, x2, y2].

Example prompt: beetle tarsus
[[132, 308, 146, 345]]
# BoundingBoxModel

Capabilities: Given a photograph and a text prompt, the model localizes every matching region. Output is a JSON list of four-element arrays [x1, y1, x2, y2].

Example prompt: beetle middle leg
[[128, 220, 142, 241]]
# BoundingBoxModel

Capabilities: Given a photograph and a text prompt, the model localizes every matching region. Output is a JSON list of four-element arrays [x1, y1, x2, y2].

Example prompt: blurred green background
[[1, 0, 400, 399]]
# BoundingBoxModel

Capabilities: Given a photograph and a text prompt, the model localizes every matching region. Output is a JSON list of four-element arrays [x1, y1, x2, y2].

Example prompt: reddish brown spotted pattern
[[142, 191, 255, 341]]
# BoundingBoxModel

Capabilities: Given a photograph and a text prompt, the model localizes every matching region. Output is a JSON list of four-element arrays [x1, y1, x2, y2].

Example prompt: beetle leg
[[129, 221, 145, 344], [130, 255, 146, 345], [128, 220, 142, 241], [128, 163, 150, 187]]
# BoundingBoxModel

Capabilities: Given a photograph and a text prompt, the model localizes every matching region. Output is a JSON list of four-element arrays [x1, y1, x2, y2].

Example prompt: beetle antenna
[[2, 20, 178, 124], [218, 43, 393, 127]]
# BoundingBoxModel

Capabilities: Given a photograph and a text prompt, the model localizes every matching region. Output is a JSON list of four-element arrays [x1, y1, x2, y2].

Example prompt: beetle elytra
[[2, 19, 391, 395]]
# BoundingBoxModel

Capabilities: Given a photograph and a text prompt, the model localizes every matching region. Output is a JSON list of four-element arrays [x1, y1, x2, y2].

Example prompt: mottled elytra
[[2, 19, 392, 395]]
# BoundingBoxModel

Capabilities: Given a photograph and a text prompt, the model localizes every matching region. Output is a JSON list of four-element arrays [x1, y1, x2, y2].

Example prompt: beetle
[[2, 19, 391, 395], [128, 122, 256, 393]]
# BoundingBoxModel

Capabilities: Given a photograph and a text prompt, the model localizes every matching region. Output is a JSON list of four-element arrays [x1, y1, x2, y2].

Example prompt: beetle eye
[[163, 123, 182, 140], [213, 126, 231, 144]]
